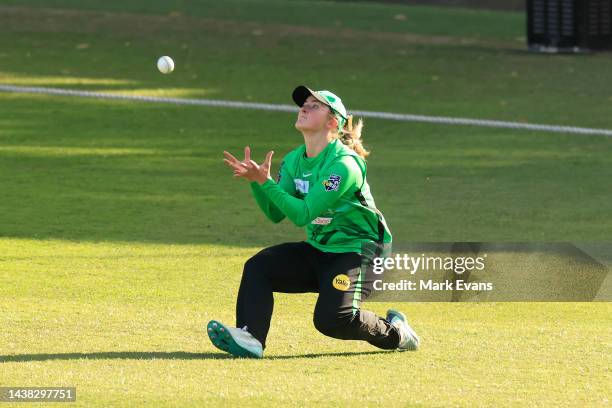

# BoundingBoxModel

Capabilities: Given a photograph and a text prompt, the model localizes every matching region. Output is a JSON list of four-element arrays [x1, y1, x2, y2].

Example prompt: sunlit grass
[[0, 145, 160, 157], [102, 87, 220, 98], [0, 72, 137, 86]]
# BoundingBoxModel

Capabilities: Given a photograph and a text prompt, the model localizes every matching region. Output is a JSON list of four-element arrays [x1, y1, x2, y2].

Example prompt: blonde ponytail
[[337, 114, 369, 159]]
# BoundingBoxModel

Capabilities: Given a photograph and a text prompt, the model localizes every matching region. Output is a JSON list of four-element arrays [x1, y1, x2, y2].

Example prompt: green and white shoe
[[207, 320, 263, 358], [386, 309, 420, 351]]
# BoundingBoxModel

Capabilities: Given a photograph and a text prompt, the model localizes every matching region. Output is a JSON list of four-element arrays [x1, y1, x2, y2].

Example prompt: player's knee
[[243, 253, 267, 279], [313, 311, 354, 339]]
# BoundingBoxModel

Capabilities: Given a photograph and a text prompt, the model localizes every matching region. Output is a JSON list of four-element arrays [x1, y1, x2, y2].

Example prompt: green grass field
[[1, 1, 611, 406]]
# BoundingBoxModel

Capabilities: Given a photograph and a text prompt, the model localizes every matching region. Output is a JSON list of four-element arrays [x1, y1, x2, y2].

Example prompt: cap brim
[[292, 85, 329, 108]]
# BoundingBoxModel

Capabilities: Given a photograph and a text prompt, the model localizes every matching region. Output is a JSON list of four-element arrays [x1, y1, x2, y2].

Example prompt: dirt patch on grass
[[0, 6, 521, 49]]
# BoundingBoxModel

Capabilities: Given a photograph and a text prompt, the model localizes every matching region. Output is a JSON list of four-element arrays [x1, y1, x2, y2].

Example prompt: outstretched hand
[[223, 146, 274, 185]]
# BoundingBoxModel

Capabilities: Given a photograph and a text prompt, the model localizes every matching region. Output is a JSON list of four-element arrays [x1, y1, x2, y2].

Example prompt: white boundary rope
[[2, 84, 611, 137]]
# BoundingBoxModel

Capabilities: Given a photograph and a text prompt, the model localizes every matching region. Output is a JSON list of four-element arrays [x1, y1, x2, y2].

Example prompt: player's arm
[[259, 159, 360, 227], [250, 158, 294, 223], [223, 147, 294, 224]]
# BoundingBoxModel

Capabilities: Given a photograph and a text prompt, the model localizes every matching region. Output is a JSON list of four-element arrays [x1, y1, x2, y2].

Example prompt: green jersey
[[250, 139, 392, 254]]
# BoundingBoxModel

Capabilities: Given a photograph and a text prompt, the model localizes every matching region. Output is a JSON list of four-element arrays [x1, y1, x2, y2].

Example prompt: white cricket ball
[[157, 56, 175, 74]]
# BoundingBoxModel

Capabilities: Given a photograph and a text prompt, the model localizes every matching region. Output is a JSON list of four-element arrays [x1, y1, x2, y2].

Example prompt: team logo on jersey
[[322, 174, 341, 191], [332, 274, 351, 291]]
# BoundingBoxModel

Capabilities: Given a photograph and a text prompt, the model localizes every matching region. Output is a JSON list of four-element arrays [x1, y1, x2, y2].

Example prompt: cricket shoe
[[206, 320, 263, 358], [386, 309, 420, 351]]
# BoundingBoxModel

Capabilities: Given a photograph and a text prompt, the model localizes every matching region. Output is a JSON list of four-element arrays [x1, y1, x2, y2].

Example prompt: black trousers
[[236, 241, 400, 350]]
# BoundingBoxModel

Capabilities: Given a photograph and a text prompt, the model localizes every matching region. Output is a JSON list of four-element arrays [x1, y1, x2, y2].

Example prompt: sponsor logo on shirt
[[332, 274, 351, 291], [294, 179, 309, 194], [322, 174, 341, 192], [311, 217, 332, 225]]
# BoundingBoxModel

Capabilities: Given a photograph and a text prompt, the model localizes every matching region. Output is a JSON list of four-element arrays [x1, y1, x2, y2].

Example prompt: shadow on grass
[[0, 98, 300, 247], [4, 85, 609, 247], [0, 350, 391, 363], [267, 350, 392, 360]]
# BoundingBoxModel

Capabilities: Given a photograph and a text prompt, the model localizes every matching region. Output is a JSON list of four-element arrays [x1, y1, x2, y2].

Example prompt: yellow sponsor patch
[[332, 274, 351, 291]]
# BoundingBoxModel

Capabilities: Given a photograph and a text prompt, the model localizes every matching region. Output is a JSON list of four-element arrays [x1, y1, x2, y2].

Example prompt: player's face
[[295, 95, 336, 133]]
